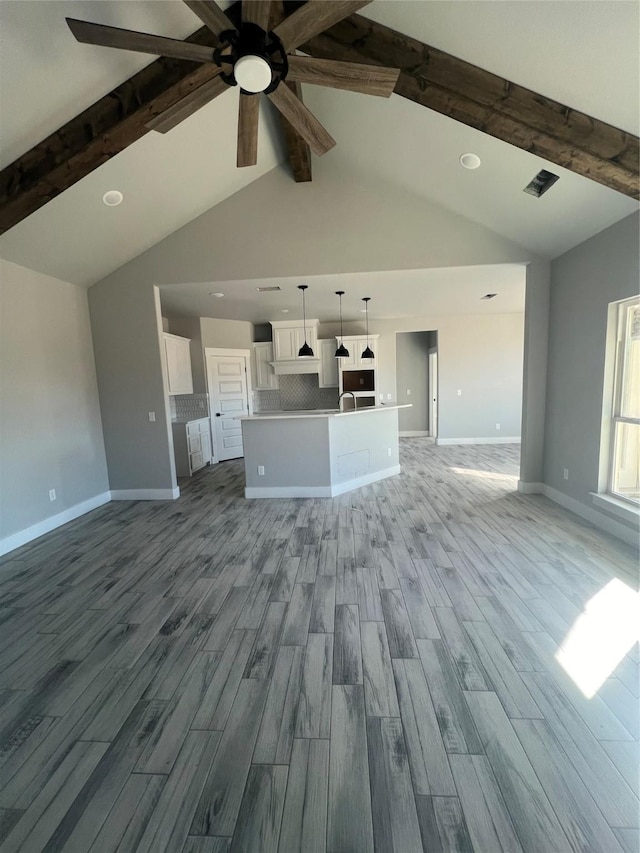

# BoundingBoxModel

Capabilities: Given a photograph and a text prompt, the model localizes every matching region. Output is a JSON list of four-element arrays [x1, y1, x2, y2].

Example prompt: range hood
[[269, 358, 320, 376]]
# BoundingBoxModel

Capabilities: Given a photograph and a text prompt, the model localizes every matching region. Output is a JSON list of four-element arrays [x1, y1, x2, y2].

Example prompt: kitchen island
[[239, 405, 410, 498]]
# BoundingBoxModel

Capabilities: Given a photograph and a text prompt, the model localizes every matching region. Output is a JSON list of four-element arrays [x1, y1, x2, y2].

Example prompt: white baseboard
[[517, 481, 544, 494], [399, 431, 430, 437], [436, 436, 521, 446], [1, 485, 181, 557], [518, 482, 638, 548], [0, 491, 111, 557], [245, 465, 401, 499], [110, 487, 180, 501]]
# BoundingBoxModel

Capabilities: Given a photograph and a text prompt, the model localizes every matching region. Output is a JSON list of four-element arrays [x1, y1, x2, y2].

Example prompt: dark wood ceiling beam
[[301, 14, 640, 199], [0, 26, 224, 234]]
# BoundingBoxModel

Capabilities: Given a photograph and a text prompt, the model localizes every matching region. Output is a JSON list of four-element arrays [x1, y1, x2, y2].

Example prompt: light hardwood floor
[[0, 440, 638, 853]]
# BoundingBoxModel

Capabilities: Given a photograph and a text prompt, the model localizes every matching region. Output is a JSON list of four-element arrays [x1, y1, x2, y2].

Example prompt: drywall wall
[[320, 311, 524, 442], [543, 211, 640, 533], [396, 331, 432, 432], [88, 160, 539, 493], [89, 280, 176, 493], [200, 317, 254, 350], [0, 259, 108, 542]]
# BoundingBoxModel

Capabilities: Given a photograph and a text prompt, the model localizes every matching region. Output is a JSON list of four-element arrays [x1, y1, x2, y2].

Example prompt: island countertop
[[238, 404, 410, 421]]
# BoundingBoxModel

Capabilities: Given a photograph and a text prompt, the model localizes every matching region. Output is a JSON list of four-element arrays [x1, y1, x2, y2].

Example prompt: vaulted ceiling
[[0, 0, 638, 290]]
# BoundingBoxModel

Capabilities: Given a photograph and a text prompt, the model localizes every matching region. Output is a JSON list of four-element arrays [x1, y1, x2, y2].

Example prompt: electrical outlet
[[199, 400, 205, 409], [457, 389, 462, 396], [563, 468, 569, 480], [407, 389, 411, 396], [258, 465, 265, 476], [496, 423, 501, 430], [387, 447, 392, 457], [49, 489, 56, 501], [387, 394, 392, 400], [148, 412, 156, 422]]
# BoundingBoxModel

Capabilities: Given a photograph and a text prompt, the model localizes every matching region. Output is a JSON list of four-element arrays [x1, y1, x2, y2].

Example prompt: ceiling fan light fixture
[[297, 284, 314, 358], [234, 54, 272, 93]]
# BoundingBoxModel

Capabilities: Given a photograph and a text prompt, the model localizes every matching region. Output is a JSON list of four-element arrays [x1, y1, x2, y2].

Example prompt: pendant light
[[361, 297, 374, 359], [297, 285, 314, 357], [334, 291, 350, 358]]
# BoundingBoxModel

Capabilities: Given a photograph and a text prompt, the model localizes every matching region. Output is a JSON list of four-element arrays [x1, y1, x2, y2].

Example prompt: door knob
[[216, 413, 221, 417]]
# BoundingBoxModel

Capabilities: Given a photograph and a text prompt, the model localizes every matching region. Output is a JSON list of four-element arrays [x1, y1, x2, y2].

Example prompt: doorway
[[205, 350, 251, 461], [396, 330, 437, 436]]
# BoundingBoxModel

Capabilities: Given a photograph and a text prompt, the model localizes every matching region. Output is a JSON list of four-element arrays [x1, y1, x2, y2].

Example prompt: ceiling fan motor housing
[[215, 22, 288, 94]]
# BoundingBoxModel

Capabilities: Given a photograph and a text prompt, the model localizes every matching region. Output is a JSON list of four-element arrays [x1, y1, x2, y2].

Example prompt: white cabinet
[[318, 339, 339, 387], [172, 418, 212, 477], [251, 343, 279, 391], [335, 335, 378, 369], [163, 333, 193, 395], [271, 320, 319, 361], [338, 335, 380, 408]]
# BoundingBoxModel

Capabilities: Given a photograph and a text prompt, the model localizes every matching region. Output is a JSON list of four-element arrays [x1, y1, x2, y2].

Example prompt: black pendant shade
[[297, 284, 314, 358], [335, 290, 350, 359], [361, 297, 374, 359]]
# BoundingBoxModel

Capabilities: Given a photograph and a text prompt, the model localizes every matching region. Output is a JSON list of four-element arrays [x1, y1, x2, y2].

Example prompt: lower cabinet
[[172, 418, 212, 477]]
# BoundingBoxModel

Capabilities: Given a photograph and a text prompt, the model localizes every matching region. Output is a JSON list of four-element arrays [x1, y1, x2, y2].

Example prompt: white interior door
[[428, 351, 438, 437], [207, 354, 249, 460]]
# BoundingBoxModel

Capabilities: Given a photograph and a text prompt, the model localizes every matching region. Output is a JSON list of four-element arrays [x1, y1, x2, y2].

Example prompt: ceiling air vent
[[524, 169, 560, 198], [257, 286, 281, 292], [481, 293, 497, 300]]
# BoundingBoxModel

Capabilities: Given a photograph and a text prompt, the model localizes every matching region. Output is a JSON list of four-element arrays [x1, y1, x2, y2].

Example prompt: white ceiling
[[160, 264, 527, 323], [0, 0, 638, 301]]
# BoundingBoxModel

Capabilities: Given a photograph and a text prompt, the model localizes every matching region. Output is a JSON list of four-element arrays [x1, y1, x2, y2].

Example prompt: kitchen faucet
[[338, 391, 356, 411]]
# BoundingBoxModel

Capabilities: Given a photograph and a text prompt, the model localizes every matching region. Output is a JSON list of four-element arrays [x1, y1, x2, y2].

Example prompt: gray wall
[[396, 331, 432, 432], [320, 310, 525, 441], [543, 211, 640, 530], [0, 259, 108, 540], [88, 160, 539, 493]]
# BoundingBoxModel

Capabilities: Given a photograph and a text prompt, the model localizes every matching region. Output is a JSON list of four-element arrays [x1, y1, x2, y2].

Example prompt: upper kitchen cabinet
[[252, 342, 279, 391], [318, 339, 339, 388], [163, 333, 193, 395], [335, 335, 379, 370], [271, 319, 319, 361]]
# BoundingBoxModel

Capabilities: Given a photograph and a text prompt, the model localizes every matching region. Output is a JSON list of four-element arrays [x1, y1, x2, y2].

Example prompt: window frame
[[607, 296, 640, 507]]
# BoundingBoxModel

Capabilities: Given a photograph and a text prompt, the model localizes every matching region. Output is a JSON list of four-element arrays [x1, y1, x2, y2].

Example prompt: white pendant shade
[[234, 55, 272, 93]]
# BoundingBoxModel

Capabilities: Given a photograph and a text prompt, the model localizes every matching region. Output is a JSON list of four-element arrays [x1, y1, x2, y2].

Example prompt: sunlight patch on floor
[[450, 467, 518, 482], [556, 578, 640, 698]]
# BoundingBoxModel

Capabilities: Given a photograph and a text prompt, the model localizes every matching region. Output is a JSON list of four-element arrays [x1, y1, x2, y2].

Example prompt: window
[[609, 296, 640, 506]]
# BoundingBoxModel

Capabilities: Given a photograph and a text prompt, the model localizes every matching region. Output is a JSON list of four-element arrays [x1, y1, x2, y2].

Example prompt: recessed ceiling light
[[102, 190, 123, 206], [459, 153, 481, 170], [209, 292, 224, 298], [281, 309, 289, 313]]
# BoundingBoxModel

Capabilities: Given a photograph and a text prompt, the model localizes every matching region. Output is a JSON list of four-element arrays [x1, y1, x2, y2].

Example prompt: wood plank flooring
[[0, 440, 638, 852]]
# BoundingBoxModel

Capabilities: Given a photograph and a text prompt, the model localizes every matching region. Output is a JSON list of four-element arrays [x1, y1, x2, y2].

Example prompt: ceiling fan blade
[[267, 84, 335, 156], [146, 72, 229, 133], [272, 1, 371, 53], [288, 56, 400, 97], [66, 18, 215, 63], [183, 1, 237, 39], [237, 93, 260, 166], [242, 0, 272, 30]]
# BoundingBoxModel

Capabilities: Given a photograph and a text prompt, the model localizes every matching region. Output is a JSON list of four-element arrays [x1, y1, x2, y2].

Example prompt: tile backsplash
[[171, 393, 209, 420], [255, 373, 338, 412]]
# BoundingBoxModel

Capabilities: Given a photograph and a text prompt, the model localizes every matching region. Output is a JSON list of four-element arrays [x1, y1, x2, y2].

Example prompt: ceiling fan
[[66, 0, 400, 167]]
